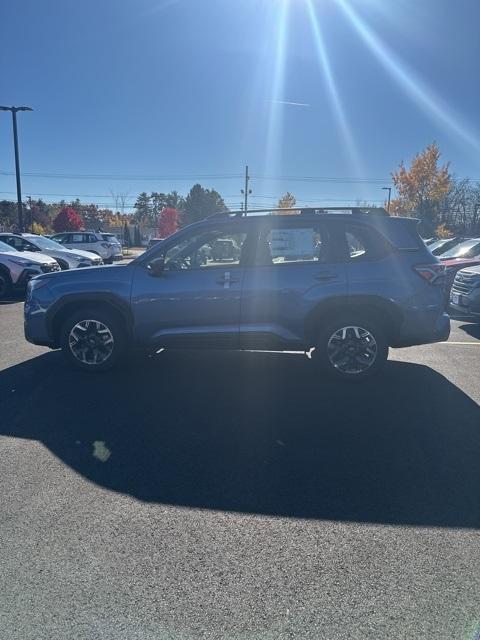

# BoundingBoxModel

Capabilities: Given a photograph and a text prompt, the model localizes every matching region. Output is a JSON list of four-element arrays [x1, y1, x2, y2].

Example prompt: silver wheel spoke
[[68, 319, 115, 366], [326, 325, 378, 375]]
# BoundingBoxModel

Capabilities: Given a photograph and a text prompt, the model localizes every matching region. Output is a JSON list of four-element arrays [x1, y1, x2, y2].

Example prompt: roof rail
[[209, 206, 389, 218]]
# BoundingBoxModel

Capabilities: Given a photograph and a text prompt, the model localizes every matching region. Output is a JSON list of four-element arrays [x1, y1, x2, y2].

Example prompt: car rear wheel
[[60, 308, 127, 371], [312, 314, 388, 380], [0, 268, 12, 300]]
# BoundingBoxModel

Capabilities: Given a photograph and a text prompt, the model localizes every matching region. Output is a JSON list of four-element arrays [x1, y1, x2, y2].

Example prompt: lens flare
[[263, 0, 290, 177], [337, 0, 480, 152], [306, 0, 363, 178]]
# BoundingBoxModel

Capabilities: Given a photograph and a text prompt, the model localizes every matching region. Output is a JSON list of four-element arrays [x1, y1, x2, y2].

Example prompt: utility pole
[[382, 186, 392, 213], [0, 106, 33, 232], [241, 165, 252, 215]]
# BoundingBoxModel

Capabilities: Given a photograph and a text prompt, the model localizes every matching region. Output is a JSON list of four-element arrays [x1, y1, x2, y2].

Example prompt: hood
[[455, 263, 480, 276], [442, 257, 480, 269], [60, 247, 101, 260], [34, 262, 127, 282], [0, 249, 57, 264]]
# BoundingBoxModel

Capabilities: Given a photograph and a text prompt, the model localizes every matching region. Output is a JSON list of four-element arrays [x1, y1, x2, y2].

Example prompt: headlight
[[8, 257, 38, 268]]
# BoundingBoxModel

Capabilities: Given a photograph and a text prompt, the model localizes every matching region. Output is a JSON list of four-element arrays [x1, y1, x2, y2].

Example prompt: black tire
[[104, 257, 114, 265], [60, 307, 127, 372], [311, 313, 389, 381], [0, 268, 13, 300], [56, 258, 69, 271]]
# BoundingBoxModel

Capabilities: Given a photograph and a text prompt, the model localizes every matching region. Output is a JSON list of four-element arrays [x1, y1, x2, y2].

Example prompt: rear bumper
[[391, 311, 450, 347]]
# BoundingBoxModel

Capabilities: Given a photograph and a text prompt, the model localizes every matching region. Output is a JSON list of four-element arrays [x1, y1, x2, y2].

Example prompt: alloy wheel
[[68, 319, 115, 365], [326, 325, 378, 375]]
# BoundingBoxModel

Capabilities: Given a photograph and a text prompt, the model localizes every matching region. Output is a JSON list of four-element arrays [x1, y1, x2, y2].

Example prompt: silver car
[[21, 234, 103, 269], [0, 239, 60, 299], [50, 231, 122, 263]]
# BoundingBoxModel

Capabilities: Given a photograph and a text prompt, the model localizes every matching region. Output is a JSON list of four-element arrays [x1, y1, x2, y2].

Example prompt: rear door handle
[[315, 271, 338, 282], [216, 271, 240, 288]]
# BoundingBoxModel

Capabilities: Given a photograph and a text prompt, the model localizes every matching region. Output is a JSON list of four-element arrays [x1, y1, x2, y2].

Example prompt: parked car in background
[[449, 265, 480, 320], [440, 238, 480, 298], [0, 239, 60, 300], [440, 237, 480, 260], [0, 233, 103, 270], [428, 237, 467, 256], [24, 207, 449, 379], [98, 233, 123, 259], [50, 231, 121, 263]]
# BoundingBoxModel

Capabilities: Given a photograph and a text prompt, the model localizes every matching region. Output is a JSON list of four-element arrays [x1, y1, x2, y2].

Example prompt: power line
[[0, 170, 243, 181], [0, 168, 395, 184]]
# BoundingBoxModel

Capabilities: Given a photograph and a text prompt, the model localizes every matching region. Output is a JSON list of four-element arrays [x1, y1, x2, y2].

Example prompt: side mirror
[[148, 256, 165, 277]]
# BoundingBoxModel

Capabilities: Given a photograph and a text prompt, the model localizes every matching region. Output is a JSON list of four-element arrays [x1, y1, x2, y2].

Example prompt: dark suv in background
[[24, 208, 450, 380]]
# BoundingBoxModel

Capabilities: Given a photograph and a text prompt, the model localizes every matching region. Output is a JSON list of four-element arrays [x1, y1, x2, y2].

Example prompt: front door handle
[[314, 271, 338, 282]]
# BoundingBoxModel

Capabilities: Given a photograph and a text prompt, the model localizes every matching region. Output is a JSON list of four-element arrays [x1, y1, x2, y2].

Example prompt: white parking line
[[443, 341, 480, 345]]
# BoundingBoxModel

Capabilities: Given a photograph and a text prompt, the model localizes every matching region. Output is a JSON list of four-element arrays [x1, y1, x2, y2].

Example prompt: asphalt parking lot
[[1, 299, 479, 640]]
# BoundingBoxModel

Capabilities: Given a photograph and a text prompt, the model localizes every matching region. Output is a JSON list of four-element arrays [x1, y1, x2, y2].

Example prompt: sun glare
[[306, 0, 363, 178], [336, 0, 480, 153], [263, 0, 290, 178]]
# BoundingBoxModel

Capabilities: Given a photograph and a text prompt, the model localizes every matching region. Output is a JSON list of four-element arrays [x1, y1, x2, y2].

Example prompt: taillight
[[413, 263, 445, 284]]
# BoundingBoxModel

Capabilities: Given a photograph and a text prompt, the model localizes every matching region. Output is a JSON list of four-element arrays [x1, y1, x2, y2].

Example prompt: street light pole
[[0, 105, 33, 231], [382, 186, 392, 213]]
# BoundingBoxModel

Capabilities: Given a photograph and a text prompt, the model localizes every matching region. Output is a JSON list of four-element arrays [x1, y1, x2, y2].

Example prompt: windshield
[[441, 239, 480, 258], [428, 239, 449, 252], [0, 240, 16, 253], [25, 235, 65, 250]]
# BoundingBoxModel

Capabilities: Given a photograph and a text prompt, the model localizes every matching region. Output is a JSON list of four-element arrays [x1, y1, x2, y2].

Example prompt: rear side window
[[71, 234, 85, 243], [340, 224, 390, 262]]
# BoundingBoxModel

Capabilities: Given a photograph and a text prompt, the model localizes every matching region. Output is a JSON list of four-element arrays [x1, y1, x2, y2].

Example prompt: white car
[[0, 239, 60, 300], [0, 233, 103, 270], [50, 231, 122, 263]]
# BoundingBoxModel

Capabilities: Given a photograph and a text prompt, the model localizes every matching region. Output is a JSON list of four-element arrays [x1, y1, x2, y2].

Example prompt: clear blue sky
[[1, 0, 480, 211]]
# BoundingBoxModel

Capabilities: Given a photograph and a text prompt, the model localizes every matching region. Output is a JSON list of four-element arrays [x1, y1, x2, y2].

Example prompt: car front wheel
[[60, 308, 127, 371], [312, 314, 388, 380]]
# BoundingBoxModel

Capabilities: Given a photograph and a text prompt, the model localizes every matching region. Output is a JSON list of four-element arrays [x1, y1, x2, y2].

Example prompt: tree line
[[1, 145, 479, 239], [0, 183, 228, 240]]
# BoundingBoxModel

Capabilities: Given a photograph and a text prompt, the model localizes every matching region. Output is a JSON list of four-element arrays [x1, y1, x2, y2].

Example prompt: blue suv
[[24, 208, 450, 379]]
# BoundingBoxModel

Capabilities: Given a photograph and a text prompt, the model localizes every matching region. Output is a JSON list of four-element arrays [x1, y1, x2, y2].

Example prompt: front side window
[[71, 234, 84, 243], [255, 223, 329, 266], [163, 227, 248, 271]]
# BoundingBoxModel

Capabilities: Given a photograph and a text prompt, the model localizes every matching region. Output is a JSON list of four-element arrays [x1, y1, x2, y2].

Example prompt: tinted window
[[340, 224, 388, 261], [255, 223, 329, 266], [70, 234, 85, 243], [346, 230, 367, 259], [164, 227, 248, 270]]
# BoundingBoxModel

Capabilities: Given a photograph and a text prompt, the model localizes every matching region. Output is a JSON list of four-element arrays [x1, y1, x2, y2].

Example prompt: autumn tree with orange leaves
[[389, 142, 452, 235]]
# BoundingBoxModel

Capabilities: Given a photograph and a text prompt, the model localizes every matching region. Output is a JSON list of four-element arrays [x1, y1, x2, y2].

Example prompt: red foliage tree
[[157, 207, 180, 238], [52, 207, 84, 232]]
